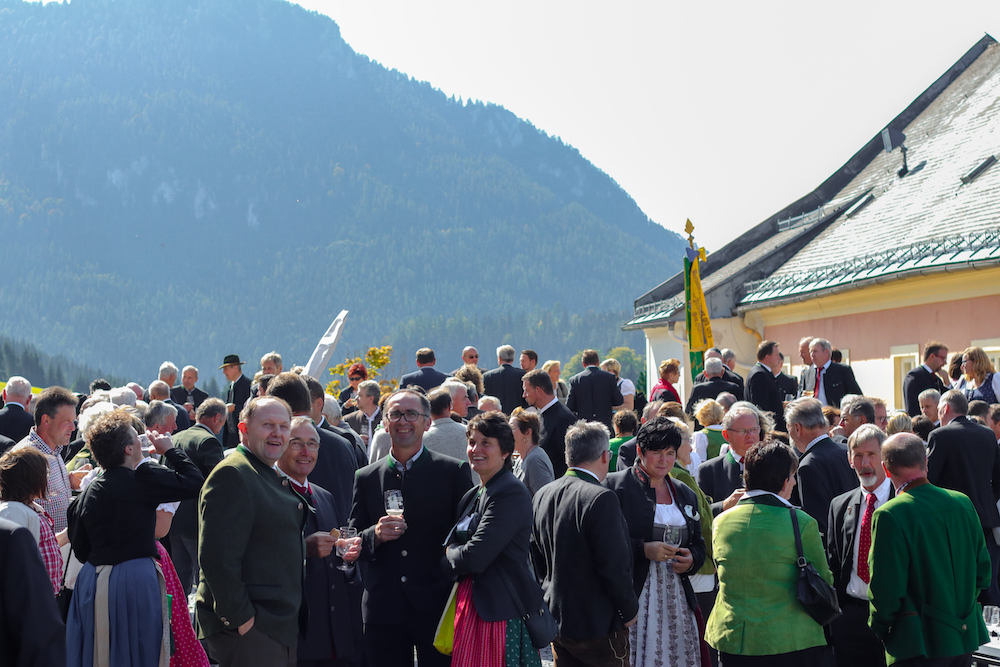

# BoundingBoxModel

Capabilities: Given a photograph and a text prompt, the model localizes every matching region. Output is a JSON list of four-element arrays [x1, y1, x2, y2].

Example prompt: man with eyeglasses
[[277, 417, 364, 665], [451, 345, 483, 375], [697, 404, 761, 517], [903, 341, 949, 417], [350, 388, 473, 666]]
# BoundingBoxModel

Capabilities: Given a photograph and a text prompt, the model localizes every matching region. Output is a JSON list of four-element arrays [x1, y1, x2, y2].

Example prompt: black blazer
[[530, 472, 638, 640], [794, 437, 857, 538], [350, 448, 473, 632], [223, 374, 251, 449], [694, 366, 744, 392], [482, 364, 527, 415], [444, 468, 542, 622], [566, 366, 623, 431], [0, 518, 67, 666], [0, 433, 15, 457], [685, 377, 743, 417], [903, 366, 947, 417], [603, 466, 705, 614], [776, 372, 799, 400], [745, 363, 787, 432], [299, 482, 363, 663], [311, 426, 360, 519], [398, 366, 450, 393], [697, 452, 743, 517], [170, 385, 209, 411], [344, 408, 381, 443], [540, 401, 576, 478], [0, 403, 34, 444], [927, 416, 1000, 528], [800, 363, 863, 407], [826, 484, 895, 600], [168, 423, 225, 538]]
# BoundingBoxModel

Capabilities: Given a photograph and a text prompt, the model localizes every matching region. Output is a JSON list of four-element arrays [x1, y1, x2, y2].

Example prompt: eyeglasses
[[288, 438, 320, 452], [387, 410, 428, 423], [349, 376, 363, 381], [727, 428, 759, 438]]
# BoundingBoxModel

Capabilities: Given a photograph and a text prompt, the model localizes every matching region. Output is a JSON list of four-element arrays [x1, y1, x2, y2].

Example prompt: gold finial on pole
[[685, 219, 695, 248]]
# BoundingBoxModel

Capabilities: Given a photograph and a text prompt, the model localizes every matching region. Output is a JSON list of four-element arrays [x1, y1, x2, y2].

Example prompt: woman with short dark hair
[[509, 409, 554, 497], [444, 412, 544, 667], [706, 440, 833, 665]]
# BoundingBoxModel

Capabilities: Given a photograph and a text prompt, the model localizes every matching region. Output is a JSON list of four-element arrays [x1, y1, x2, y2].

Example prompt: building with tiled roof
[[624, 35, 1000, 409]]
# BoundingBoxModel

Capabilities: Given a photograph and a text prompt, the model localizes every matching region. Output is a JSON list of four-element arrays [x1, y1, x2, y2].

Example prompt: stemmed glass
[[663, 525, 682, 565], [983, 605, 1000, 644], [336, 526, 359, 571], [385, 490, 404, 517]]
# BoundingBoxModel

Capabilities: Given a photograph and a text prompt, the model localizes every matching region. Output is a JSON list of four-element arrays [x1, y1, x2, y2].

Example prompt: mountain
[[0, 0, 684, 381], [0, 335, 123, 393]]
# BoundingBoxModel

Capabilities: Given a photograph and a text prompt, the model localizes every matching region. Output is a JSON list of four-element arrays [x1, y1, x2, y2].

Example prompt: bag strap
[[788, 507, 807, 569], [496, 562, 528, 619]]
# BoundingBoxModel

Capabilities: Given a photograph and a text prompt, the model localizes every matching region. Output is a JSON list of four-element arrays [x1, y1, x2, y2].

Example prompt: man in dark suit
[[148, 380, 191, 432], [267, 373, 359, 517], [301, 374, 367, 467], [693, 348, 745, 391], [799, 338, 862, 407], [697, 404, 761, 516], [168, 398, 227, 594], [278, 417, 364, 666], [826, 425, 894, 667], [927, 389, 1000, 605], [903, 341, 949, 417], [523, 369, 576, 477], [170, 365, 210, 422], [0, 376, 34, 444], [566, 349, 623, 432], [482, 344, 527, 414], [775, 353, 799, 401], [745, 340, 787, 432], [197, 396, 306, 666], [786, 397, 857, 537], [0, 518, 67, 666], [398, 347, 450, 393], [530, 420, 638, 665], [350, 388, 472, 666], [220, 354, 251, 450], [686, 357, 742, 417], [343, 380, 382, 452]]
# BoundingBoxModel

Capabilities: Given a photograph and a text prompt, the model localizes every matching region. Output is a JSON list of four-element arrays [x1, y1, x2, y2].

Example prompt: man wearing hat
[[221, 354, 251, 450]]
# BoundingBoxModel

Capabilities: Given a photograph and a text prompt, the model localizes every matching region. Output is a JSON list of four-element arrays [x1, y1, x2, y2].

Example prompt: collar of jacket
[[898, 477, 930, 494], [565, 469, 600, 484], [738, 493, 787, 509], [387, 446, 429, 472]]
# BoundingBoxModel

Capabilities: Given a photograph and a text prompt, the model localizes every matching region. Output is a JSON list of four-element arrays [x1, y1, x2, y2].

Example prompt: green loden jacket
[[195, 445, 307, 648], [868, 479, 990, 664], [706, 494, 830, 656], [671, 463, 715, 576]]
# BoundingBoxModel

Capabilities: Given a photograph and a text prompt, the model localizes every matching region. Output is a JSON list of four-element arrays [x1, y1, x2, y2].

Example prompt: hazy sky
[[297, 0, 997, 252]]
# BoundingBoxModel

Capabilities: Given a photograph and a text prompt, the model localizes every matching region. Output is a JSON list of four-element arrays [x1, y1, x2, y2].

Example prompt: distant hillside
[[0, 0, 683, 379], [0, 335, 122, 393]]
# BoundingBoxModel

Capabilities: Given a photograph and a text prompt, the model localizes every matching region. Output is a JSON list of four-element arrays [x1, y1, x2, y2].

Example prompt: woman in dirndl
[[66, 409, 202, 667], [444, 412, 545, 667]]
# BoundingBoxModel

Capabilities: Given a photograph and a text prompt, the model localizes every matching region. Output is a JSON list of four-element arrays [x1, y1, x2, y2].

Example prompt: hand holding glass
[[336, 526, 359, 570], [385, 490, 404, 517]]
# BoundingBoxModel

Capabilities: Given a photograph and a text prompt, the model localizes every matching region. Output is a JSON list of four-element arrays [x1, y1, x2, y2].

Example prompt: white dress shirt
[[847, 477, 893, 600]]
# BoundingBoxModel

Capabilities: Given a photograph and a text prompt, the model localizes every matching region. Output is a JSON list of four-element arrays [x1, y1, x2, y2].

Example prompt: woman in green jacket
[[706, 440, 833, 666]]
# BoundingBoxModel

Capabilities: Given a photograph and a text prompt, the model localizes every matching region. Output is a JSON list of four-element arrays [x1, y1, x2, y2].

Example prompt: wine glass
[[984, 605, 1000, 643], [336, 526, 358, 571], [662, 525, 682, 565], [384, 489, 404, 517]]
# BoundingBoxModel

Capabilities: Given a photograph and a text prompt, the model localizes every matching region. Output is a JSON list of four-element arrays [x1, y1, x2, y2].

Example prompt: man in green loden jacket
[[869, 433, 991, 666]]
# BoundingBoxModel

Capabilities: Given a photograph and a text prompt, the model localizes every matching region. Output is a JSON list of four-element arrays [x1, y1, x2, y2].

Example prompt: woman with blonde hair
[[693, 399, 726, 461], [885, 411, 913, 436], [541, 360, 569, 403], [960, 346, 999, 404], [601, 358, 635, 413]]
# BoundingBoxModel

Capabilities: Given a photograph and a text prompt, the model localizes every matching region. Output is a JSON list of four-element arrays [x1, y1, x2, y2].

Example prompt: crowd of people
[[0, 337, 999, 667]]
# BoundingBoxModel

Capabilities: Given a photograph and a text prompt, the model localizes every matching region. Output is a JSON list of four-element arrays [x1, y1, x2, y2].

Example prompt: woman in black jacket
[[444, 412, 544, 667], [604, 416, 707, 667]]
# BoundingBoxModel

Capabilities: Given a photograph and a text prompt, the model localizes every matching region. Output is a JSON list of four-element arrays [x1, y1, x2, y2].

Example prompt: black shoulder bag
[[789, 507, 841, 626]]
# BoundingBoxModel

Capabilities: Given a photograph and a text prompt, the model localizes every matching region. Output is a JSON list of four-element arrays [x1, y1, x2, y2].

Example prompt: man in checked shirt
[[13, 387, 88, 532]]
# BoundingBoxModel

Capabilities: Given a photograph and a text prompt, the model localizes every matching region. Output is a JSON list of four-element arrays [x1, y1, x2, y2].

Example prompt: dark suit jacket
[[745, 363, 787, 432], [794, 437, 856, 538], [776, 372, 798, 400], [540, 401, 576, 478], [685, 377, 743, 417], [0, 518, 67, 666], [695, 366, 744, 391], [223, 374, 251, 449], [482, 364, 527, 414], [350, 448, 473, 634], [903, 366, 947, 417], [0, 403, 33, 444], [927, 416, 1000, 528], [697, 452, 743, 517], [324, 421, 367, 468], [170, 385, 209, 411], [800, 362, 863, 407], [311, 426, 360, 519], [566, 366, 623, 431], [444, 468, 542, 622], [168, 423, 224, 538], [0, 433, 15, 457], [299, 482, 363, 663], [344, 408, 381, 443], [530, 472, 638, 640], [826, 483, 895, 600], [398, 366, 450, 393]]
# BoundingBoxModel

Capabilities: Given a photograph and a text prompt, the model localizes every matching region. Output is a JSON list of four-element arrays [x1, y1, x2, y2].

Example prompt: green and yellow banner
[[684, 240, 713, 382]]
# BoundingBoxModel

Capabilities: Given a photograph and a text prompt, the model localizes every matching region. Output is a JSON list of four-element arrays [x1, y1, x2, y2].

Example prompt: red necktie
[[858, 492, 877, 584], [814, 367, 822, 398]]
